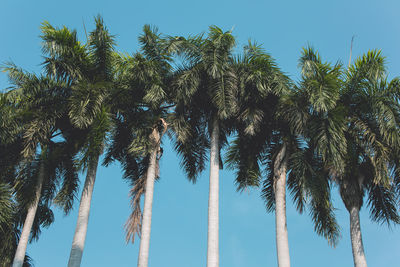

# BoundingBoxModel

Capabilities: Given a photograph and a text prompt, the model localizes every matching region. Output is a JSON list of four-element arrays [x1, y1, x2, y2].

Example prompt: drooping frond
[[308, 193, 340, 247], [261, 157, 275, 212], [124, 172, 145, 244], [49, 141, 80, 215], [0, 183, 14, 235], [367, 183, 400, 226], [124, 154, 161, 243], [172, 116, 209, 182], [226, 135, 262, 191]]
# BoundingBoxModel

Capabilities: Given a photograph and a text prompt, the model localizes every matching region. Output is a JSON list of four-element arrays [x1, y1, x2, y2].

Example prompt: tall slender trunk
[[137, 128, 160, 267], [12, 162, 45, 267], [207, 119, 219, 267], [68, 155, 99, 267], [349, 206, 367, 267], [340, 175, 367, 267], [274, 143, 290, 267]]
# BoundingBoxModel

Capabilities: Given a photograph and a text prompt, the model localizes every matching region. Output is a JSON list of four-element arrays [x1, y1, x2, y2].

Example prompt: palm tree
[[38, 16, 120, 266], [337, 51, 400, 267], [298, 48, 400, 267], [0, 91, 31, 267], [40, 17, 117, 267], [170, 26, 237, 267], [226, 43, 291, 267], [226, 44, 340, 267], [0, 181, 34, 267], [0, 67, 79, 267], [105, 25, 172, 266]]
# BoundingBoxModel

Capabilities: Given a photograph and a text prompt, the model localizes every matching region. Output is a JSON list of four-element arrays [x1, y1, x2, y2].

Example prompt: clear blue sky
[[1, 0, 400, 266]]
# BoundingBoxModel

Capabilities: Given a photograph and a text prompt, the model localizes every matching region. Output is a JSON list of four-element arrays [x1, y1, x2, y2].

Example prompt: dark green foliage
[[0, 183, 13, 237], [294, 47, 400, 244], [335, 50, 400, 226], [288, 145, 340, 246], [104, 24, 173, 243], [229, 44, 341, 246], [2, 18, 400, 263], [170, 26, 239, 183]]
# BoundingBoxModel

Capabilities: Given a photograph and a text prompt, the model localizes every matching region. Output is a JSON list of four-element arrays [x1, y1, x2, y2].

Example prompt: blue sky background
[[1, 0, 400, 266]]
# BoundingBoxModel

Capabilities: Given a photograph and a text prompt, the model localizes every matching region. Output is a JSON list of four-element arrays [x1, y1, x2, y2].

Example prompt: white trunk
[[137, 132, 159, 267], [68, 155, 99, 267], [349, 206, 367, 267], [12, 163, 45, 267], [207, 120, 219, 267], [274, 144, 290, 267]]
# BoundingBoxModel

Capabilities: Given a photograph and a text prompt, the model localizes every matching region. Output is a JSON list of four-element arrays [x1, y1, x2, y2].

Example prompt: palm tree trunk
[[207, 119, 219, 267], [12, 162, 45, 267], [274, 143, 290, 267], [68, 155, 99, 267], [137, 128, 160, 267], [349, 205, 367, 267]]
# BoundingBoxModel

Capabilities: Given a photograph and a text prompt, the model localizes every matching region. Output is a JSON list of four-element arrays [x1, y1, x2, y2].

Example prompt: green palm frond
[[348, 50, 386, 83], [139, 24, 171, 67], [40, 21, 88, 81], [298, 46, 322, 78], [166, 33, 204, 66], [309, 195, 340, 247], [44, 141, 80, 215], [29, 202, 55, 242], [0, 92, 24, 144], [299, 49, 342, 113], [261, 158, 275, 212], [78, 107, 112, 169], [367, 183, 400, 226], [211, 69, 238, 119], [287, 147, 312, 213], [1, 62, 34, 89], [308, 106, 347, 174], [226, 121, 271, 191], [173, 119, 209, 182], [171, 64, 202, 106], [88, 15, 116, 81], [69, 80, 110, 129], [0, 183, 14, 235], [14, 157, 42, 209], [288, 142, 340, 246]]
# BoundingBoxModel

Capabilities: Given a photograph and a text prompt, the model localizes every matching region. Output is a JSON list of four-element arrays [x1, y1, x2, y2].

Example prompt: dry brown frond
[[124, 175, 145, 243]]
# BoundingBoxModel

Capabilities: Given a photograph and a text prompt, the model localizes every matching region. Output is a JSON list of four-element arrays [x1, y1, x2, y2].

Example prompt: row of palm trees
[[1, 16, 400, 267]]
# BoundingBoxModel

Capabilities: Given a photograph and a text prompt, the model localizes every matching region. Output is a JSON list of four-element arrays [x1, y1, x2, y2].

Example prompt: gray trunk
[[349, 206, 367, 267], [68, 155, 99, 267], [137, 129, 159, 267], [207, 120, 219, 267], [339, 175, 366, 267], [12, 162, 45, 267], [274, 144, 290, 267]]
